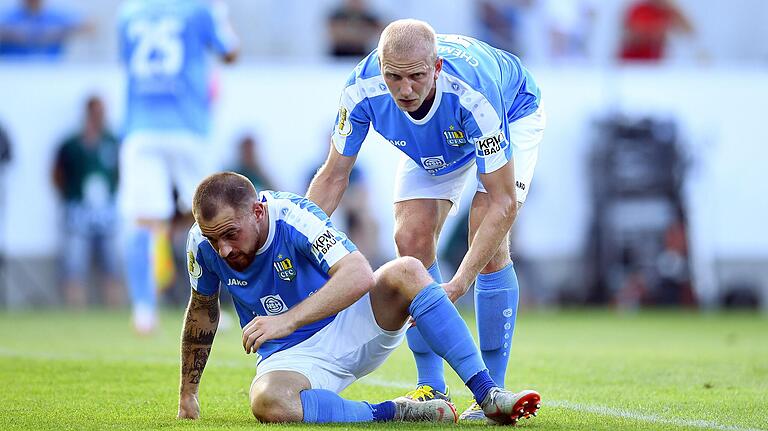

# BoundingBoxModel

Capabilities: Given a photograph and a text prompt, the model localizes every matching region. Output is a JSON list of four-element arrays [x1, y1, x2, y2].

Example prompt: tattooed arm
[[177, 289, 220, 419]]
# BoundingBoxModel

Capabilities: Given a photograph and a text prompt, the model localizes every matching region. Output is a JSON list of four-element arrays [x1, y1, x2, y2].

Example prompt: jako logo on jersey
[[312, 229, 340, 258], [337, 106, 352, 137], [273, 257, 296, 282], [187, 251, 202, 279], [260, 294, 287, 315], [475, 131, 507, 157], [443, 126, 467, 147], [389, 139, 407, 147], [227, 278, 248, 286]]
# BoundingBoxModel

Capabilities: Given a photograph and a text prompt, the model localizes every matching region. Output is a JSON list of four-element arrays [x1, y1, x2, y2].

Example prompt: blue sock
[[408, 283, 487, 385], [475, 263, 519, 387], [300, 389, 379, 422], [466, 370, 496, 404], [124, 226, 156, 311], [406, 260, 446, 392]]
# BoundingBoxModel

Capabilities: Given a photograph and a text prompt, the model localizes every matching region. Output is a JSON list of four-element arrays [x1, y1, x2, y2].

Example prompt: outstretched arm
[[178, 290, 220, 419], [445, 162, 518, 301], [306, 142, 357, 216]]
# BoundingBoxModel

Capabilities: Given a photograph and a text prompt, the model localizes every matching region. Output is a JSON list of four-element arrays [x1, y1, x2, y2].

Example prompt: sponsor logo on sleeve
[[273, 256, 296, 282], [474, 131, 508, 157], [336, 106, 353, 137], [443, 125, 467, 147], [187, 251, 202, 279], [311, 228, 341, 260], [260, 294, 288, 315]]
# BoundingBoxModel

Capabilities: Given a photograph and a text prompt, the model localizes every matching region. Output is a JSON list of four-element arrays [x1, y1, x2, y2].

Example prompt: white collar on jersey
[[402, 73, 445, 126], [255, 191, 276, 255]]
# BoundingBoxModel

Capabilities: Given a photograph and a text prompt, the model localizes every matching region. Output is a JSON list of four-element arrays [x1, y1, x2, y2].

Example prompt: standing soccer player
[[307, 19, 545, 420], [117, 0, 238, 334]]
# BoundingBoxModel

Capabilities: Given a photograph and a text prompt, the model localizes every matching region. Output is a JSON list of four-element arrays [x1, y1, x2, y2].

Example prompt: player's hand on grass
[[177, 392, 200, 420], [242, 314, 298, 354]]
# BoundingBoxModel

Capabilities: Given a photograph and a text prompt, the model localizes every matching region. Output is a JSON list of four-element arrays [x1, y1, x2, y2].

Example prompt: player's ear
[[434, 57, 442, 78]]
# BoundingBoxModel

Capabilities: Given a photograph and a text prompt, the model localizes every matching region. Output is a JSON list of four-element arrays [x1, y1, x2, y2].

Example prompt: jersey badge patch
[[443, 125, 467, 147], [187, 251, 202, 279], [475, 131, 508, 157], [420, 155, 447, 174], [260, 294, 288, 315], [273, 257, 296, 282], [336, 106, 353, 137]]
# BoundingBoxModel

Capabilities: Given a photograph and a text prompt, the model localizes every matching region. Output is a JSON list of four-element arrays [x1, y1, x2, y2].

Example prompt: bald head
[[377, 19, 437, 63], [192, 172, 258, 223]]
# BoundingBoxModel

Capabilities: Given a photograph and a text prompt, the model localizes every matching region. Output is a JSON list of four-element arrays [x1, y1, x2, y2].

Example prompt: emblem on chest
[[274, 255, 296, 282]]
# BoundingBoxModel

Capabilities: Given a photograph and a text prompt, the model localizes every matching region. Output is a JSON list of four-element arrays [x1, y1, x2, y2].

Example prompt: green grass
[[0, 309, 766, 430]]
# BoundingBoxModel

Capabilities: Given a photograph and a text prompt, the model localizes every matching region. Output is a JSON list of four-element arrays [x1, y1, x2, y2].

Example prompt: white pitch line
[[1, 348, 763, 431], [357, 376, 766, 431]]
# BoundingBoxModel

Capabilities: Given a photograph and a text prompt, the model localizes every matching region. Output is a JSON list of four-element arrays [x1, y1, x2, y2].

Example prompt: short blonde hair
[[377, 19, 437, 62]]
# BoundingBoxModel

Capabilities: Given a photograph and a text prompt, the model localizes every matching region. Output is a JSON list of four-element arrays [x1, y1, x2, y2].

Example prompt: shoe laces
[[467, 400, 482, 411], [405, 385, 437, 401]]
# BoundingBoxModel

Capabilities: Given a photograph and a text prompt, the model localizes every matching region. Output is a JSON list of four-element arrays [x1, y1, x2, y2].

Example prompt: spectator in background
[[229, 133, 274, 191], [539, 0, 595, 62], [52, 95, 121, 308], [118, 0, 238, 334], [327, 0, 382, 58], [475, 0, 531, 57], [619, 0, 694, 62], [0, 0, 89, 59]]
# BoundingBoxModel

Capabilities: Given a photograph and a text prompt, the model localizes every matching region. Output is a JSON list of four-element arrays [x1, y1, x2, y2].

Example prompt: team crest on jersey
[[474, 131, 508, 157], [273, 256, 296, 282], [260, 294, 288, 316], [187, 251, 202, 279], [336, 106, 353, 137], [443, 125, 467, 147]]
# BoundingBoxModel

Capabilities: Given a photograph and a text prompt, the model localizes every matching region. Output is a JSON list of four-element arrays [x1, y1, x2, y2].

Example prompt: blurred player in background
[[307, 19, 545, 420], [117, 0, 238, 334], [178, 172, 541, 424], [52, 95, 121, 308]]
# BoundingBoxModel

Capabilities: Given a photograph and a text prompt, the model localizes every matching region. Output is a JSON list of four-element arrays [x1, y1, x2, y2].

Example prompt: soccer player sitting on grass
[[177, 172, 541, 424]]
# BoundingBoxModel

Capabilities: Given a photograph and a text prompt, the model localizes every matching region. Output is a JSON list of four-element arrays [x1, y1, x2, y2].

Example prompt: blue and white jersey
[[332, 34, 541, 176], [186, 191, 357, 362], [118, 0, 238, 136]]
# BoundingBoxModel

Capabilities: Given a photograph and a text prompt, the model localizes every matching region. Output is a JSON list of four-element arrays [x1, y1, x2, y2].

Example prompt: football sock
[[466, 370, 496, 404], [406, 260, 446, 393], [124, 226, 156, 313], [300, 389, 388, 422], [475, 263, 519, 387], [408, 282, 487, 385]]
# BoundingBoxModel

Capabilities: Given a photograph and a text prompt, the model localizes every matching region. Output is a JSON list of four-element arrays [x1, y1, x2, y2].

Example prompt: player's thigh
[[255, 294, 405, 394], [118, 132, 175, 220], [167, 133, 212, 214]]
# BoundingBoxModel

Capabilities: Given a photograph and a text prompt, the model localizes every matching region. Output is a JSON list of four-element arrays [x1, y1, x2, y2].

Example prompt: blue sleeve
[[462, 82, 512, 175], [282, 197, 358, 274], [199, 1, 237, 56], [186, 227, 220, 296], [330, 71, 372, 157]]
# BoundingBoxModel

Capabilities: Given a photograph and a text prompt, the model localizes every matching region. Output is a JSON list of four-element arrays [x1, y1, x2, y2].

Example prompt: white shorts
[[393, 105, 546, 215], [253, 293, 406, 394], [118, 131, 212, 220]]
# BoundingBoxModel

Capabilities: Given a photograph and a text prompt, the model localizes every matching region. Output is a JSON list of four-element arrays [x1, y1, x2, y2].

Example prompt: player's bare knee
[[250, 390, 297, 423], [393, 229, 435, 265], [481, 246, 512, 274], [379, 257, 432, 297]]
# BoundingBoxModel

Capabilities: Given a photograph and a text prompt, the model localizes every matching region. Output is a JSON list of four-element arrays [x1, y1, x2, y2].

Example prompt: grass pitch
[[0, 308, 766, 430]]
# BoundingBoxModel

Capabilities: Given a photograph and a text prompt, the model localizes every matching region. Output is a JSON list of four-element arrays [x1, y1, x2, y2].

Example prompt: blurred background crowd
[[0, 0, 766, 314]]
